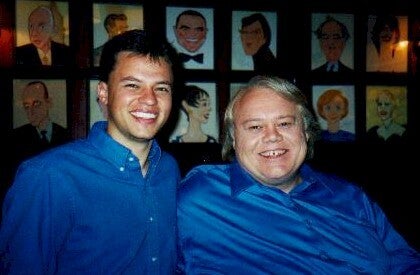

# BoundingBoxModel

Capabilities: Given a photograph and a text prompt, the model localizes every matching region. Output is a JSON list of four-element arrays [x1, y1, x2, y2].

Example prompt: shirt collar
[[88, 121, 161, 172], [229, 160, 333, 196]]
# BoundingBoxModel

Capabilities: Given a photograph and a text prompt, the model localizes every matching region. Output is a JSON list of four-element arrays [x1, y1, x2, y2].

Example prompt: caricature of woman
[[171, 85, 217, 143], [366, 14, 407, 72], [366, 89, 407, 143], [317, 89, 355, 142]]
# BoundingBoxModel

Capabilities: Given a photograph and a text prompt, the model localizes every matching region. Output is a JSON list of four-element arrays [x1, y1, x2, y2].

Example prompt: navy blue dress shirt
[[1, 121, 180, 274], [177, 161, 420, 274]]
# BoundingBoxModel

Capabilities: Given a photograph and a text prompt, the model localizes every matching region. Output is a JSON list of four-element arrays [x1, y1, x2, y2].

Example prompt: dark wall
[[0, 0, 418, 250]]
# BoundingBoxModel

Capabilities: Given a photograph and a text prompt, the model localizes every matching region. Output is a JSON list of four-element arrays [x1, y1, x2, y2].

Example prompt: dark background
[[0, 0, 418, 251]]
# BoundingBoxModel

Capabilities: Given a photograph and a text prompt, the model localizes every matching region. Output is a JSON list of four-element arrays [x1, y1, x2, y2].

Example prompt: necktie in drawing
[[327, 63, 338, 72], [179, 53, 204, 64], [41, 130, 49, 145]]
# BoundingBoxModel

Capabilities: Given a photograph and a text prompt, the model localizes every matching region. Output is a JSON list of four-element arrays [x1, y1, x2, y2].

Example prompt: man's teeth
[[261, 150, 286, 157], [132, 112, 157, 119]]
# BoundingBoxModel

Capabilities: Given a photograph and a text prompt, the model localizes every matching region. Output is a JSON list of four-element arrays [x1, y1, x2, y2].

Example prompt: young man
[[177, 76, 420, 273], [1, 29, 181, 274], [15, 5, 72, 67]]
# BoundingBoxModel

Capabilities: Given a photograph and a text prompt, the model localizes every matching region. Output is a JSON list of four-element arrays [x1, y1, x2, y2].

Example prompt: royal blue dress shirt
[[177, 161, 420, 274], [1, 121, 180, 274]]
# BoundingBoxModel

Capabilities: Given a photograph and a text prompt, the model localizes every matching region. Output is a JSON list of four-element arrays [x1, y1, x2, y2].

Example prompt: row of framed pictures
[[10, 77, 412, 144], [2, 1, 419, 73]]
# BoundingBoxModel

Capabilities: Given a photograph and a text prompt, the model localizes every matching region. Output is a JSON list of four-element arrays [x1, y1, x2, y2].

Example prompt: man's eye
[[248, 125, 261, 130], [125, 83, 138, 89], [155, 86, 172, 94]]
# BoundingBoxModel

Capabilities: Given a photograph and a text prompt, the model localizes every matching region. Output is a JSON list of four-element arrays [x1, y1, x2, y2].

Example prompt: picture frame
[[169, 82, 219, 143], [13, 78, 68, 129], [231, 10, 277, 71], [166, 6, 214, 70], [15, 1, 70, 66], [366, 14, 408, 73], [312, 84, 356, 143], [365, 85, 407, 143], [92, 3, 144, 67], [311, 13, 354, 72]]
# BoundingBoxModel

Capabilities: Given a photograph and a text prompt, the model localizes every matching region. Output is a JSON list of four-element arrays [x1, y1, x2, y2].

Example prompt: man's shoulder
[[312, 62, 328, 72], [12, 124, 36, 135], [183, 163, 229, 182], [51, 40, 70, 50], [15, 43, 36, 52], [338, 61, 353, 71]]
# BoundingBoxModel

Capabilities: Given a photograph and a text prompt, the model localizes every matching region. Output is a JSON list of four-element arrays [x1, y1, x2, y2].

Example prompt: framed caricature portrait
[[231, 10, 277, 71], [312, 85, 356, 143], [92, 3, 144, 67], [311, 13, 354, 72], [166, 6, 214, 70], [13, 78, 68, 129], [365, 85, 407, 143], [169, 82, 219, 143], [88, 79, 107, 129], [366, 14, 408, 72], [15, 1, 70, 66]]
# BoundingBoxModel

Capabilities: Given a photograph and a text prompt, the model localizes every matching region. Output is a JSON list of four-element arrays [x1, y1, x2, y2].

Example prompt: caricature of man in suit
[[173, 9, 211, 69], [313, 15, 353, 72], [7, 81, 71, 180], [15, 6, 72, 67]]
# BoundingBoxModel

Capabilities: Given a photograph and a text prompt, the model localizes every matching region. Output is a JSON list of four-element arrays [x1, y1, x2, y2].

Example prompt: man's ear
[[97, 81, 108, 105]]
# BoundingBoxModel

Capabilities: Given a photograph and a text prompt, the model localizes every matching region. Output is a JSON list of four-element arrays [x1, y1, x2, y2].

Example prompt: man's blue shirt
[[1, 121, 180, 274], [177, 161, 420, 274]]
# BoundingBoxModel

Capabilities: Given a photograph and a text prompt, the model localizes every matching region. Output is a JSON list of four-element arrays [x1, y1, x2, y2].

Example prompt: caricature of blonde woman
[[366, 89, 407, 143]]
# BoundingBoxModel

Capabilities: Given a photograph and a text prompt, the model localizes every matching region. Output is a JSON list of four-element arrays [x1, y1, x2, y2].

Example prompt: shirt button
[[149, 217, 154, 222], [319, 251, 329, 261], [128, 157, 134, 162], [151, 257, 157, 262], [119, 167, 125, 172]]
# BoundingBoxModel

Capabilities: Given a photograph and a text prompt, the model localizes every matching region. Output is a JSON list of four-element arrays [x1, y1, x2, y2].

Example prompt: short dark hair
[[241, 13, 272, 45], [314, 15, 350, 41], [26, 81, 49, 99], [98, 29, 180, 83], [175, 10, 206, 28], [104, 13, 127, 31]]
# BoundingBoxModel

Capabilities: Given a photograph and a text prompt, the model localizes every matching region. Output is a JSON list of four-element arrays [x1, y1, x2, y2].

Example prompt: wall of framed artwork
[[0, 0, 419, 251]]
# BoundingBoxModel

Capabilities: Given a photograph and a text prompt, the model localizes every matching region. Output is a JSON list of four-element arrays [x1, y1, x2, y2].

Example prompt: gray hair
[[221, 75, 320, 161]]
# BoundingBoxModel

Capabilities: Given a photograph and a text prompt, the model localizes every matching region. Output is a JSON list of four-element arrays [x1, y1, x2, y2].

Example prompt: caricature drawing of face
[[174, 13, 207, 53]]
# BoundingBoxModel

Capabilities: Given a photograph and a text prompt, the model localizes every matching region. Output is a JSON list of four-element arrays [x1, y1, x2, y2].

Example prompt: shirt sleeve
[[364, 193, 420, 273], [0, 159, 73, 274]]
